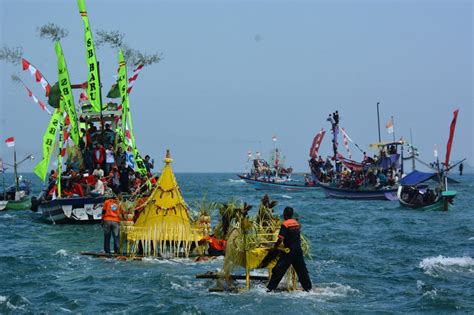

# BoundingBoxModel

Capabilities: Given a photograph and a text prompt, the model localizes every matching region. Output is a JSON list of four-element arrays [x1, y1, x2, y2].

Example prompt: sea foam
[[419, 255, 474, 276]]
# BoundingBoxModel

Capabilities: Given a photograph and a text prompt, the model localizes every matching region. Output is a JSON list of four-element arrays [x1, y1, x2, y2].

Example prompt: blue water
[[1, 173, 473, 313]]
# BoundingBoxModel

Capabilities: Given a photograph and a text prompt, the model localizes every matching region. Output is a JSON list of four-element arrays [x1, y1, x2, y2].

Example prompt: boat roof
[[400, 170, 437, 186]]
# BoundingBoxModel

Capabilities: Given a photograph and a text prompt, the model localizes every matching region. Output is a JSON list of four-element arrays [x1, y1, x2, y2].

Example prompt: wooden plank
[[196, 272, 269, 281]]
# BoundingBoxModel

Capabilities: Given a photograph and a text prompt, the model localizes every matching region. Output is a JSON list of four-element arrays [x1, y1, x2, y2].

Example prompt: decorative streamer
[[19, 80, 52, 115], [21, 58, 51, 97]]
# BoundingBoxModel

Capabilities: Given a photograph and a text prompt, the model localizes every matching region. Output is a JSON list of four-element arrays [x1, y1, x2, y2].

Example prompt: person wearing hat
[[267, 207, 312, 292]]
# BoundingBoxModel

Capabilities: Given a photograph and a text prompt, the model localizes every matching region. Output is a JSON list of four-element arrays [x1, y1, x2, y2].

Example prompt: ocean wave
[[55, 249, 68, 257], [280, 195, 292, 199], [0, 295, 30, 311], [0, 214, 16, 219], [228, 179, 245, 183], [468, 237, 474, 241], [241, 282, 359, 299], [312, 283, 360, 298], [419, 255, 474, 276]]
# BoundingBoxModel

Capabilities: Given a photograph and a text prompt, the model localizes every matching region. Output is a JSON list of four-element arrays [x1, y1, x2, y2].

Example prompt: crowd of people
[[308, 153, 401, 190], [44, 121, 156, 200], [400, 186, 438, 206]]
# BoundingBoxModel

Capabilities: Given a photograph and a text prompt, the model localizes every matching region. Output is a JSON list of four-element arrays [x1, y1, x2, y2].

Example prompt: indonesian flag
[[434, 144, 438, 158], [386, 119, 394, 134], [5, 137, 15, 147], [272, 135, 277, 142]]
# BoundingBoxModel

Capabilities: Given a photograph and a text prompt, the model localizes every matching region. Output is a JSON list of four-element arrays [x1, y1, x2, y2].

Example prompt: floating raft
[[196, 271, 269, 281], [80, 251, 143, 260]]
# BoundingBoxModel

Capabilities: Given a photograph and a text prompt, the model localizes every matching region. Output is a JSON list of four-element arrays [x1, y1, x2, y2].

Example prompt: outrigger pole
[[377, 102, 381, 143]]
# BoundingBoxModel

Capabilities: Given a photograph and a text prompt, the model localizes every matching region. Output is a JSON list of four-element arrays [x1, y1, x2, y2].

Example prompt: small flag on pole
[[386, 119, 394, 134], [434, 144, 438, 158], [5, 137, 15, 147], [272, 135, 277, 142]]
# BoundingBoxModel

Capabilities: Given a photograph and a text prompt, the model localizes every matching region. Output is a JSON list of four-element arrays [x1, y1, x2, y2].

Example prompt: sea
[[1, 173, 473, 314]]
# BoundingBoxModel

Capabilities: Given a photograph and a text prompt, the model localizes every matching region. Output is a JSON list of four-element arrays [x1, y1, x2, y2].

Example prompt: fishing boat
[[397, 109, 461, 211], [397, 171, 456, 211], [238, 138, 314, 191], [0, 141, 34, 210], [237, 175, 317, 191], [309, 109, 404, 200], [26, 0, 151, 223]]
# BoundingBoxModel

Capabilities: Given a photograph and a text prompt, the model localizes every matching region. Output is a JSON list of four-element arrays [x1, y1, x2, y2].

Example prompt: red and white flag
[[5, 137, 15, 147], [127, 63, 144, 94], [386, 119, 394, 134], [341, 128, 352, 160], [309, 129, 326, 158], [272, 135, 277, 142], [21, 58, 51, 97], [21, 81, 52, 115]]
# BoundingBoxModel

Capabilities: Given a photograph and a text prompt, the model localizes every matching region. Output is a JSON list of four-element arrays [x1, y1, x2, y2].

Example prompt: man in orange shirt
[[102, 198, 121, 254]]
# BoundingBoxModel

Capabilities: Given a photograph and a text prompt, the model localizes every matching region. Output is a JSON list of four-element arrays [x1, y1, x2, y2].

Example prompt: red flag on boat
[[5, 137, 15, 147], [444, 109, 459, 168], [309, 129, 325, 158]]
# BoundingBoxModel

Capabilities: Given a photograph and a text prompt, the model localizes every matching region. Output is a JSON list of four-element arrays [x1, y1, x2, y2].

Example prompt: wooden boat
[[1, 143, 33, 210], [397, 110, 460, 211], [317, 181, 398, 200], [237, 175, 317, 191], [398, 185, 456, 211], [34, 196, 105, 223]]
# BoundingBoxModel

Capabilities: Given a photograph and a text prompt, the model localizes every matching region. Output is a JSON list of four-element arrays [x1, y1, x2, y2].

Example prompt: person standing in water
[[459, 162, 464, 176], [267, 207, 312, 292], [102, 198, 121, 254]]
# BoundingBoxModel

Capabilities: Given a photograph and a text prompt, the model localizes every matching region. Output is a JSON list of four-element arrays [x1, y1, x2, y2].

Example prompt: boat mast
[[410, 128, 416, 171], [97, 61, 104, 130], [1, 159, 6, 200], [13, 146, 19, 193], [391, 115, 396, 142], [376, 102, 381, 143]]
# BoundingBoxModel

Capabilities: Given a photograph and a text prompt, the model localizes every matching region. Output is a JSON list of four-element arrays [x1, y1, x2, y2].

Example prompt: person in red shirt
[[102, 198, 121, 254], [93, 144, 106, 169], [199, 235, 226, 256]]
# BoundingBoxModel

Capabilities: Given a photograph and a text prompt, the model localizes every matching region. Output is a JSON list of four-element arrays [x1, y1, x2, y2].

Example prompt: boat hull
[[5, 197, 32, 210], [238, 175, 317, 191], [38, 197, 105, 223], [397, 186, 456, 211], [318, 182, 398, 200], [0, 201, 7, 211]]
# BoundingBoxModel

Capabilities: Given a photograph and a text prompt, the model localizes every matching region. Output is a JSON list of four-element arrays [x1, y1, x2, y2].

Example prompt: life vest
[[102, 199, 120, 222]]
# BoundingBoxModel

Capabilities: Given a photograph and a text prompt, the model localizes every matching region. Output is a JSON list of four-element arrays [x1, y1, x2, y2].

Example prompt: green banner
[[118, 49, 129, 145], [117, 50, 147, 176], [34, 109, 61, 181], [77, 0, 101, 112], [57, 99, 65, 197], [55, 41, 79, 147]]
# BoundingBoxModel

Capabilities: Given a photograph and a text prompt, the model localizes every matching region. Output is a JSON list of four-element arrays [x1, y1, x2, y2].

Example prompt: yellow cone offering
[[125, 150, 205, 257]]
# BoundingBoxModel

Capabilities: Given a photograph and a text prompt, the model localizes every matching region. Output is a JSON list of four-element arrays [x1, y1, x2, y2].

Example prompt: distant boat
[[0, 141, 34, 211], [238, 138, 315, 191], [237, 175, 317, 191]]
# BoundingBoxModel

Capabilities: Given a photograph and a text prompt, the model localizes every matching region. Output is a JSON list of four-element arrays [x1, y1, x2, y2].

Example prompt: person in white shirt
[[105, 144, 115, 174], [90, 175, 105, 197], [92, 164, 104, 178]]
